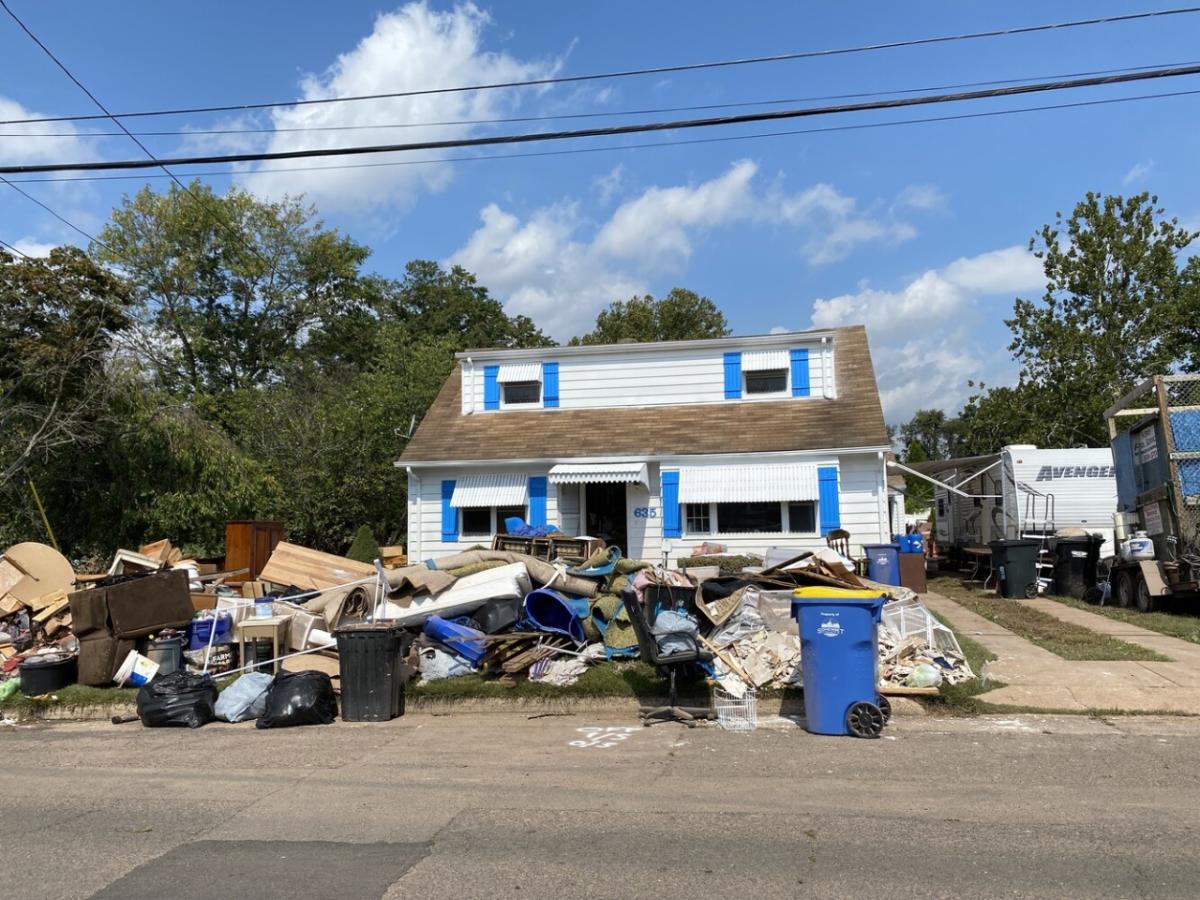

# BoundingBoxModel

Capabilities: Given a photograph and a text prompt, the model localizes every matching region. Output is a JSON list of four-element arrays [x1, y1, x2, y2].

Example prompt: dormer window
[[745, 369, 787, 395], [503, 381, 541, 405]]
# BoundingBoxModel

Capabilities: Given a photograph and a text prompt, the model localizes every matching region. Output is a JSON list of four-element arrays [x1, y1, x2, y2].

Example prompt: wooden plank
[[879, 685, 939, 696], [33, 597, 70, 623], [26, 588, 67, 612], [259, 541, 374, 591]]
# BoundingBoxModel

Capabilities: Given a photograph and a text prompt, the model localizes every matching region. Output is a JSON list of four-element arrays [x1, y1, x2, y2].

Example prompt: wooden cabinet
[[224, 521, 284, 584]]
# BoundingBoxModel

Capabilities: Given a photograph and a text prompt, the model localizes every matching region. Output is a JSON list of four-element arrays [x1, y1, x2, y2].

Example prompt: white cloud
[[239, 2, 558, 213], [894, 183, 947, 211], [0, 96, 91, 167], [809, 246, 1046, 420], [450, 160, 922, 338], [1122, 159, 1155, 186], [9, 239, 56, 257], [593, 164, 625, 205]]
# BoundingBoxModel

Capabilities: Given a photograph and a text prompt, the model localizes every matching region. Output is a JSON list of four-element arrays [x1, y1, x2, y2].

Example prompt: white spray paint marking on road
[[568, 726, 640, 749]]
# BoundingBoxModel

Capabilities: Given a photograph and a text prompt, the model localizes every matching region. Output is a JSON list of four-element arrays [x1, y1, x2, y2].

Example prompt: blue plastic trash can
[[791, 587, 889, 738], [863, 543, 900, 586]]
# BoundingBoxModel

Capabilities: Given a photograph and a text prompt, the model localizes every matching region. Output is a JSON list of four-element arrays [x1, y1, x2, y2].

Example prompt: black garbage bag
[[136, 671, 219, 728], [256, 670, 338, 729]]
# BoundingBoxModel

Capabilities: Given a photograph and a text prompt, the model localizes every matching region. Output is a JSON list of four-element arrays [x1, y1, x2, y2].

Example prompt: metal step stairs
[[1022, 491, 1057, 594]]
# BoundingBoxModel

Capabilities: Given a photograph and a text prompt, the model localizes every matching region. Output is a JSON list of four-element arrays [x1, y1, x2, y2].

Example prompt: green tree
[[569, 288, 730, 345], [345, 525, 380, 563], [986, 192, 1198, 447], [898, 408, 967, 460], [93, 182, 371, 396], [0, 247, 133, 487], [902, 440, 933, 512]]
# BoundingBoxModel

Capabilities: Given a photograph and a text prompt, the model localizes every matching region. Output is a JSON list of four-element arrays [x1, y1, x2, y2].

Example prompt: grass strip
[[1046, 594, 1200, 646], [929, 577, 1169, 662]]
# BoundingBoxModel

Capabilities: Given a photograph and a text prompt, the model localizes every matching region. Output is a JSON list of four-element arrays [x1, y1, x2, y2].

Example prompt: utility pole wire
[[0, 237, 31, 259], [1, 6, 1197, 126], [0, 176, 106, 246], [5, 62, 1200, 175], [5, 87, 1198, 187]]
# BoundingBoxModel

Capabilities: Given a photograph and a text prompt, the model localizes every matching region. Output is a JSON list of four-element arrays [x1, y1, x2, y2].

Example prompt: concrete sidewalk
[[923, 591, 1200, 713]]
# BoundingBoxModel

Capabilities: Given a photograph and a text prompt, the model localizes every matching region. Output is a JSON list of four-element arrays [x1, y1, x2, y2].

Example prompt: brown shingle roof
[[400, 325, 887, 463]]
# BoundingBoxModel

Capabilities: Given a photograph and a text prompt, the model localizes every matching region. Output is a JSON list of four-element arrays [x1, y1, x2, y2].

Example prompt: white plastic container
[[1119, 531, 1155, 561], [114, 650, 160, 687], [1112, 511, 1139, 542]]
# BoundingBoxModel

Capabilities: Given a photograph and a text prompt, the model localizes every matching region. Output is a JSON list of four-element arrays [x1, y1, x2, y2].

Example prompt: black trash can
[[1052, 535, 1104, 600], [989, 539, 1041, 599], [334, 624, 414, 722]]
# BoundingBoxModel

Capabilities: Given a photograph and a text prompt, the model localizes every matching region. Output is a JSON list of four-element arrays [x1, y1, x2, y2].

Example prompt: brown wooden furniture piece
[[224, 521, 284, 585], [825, 528, 852, 558]]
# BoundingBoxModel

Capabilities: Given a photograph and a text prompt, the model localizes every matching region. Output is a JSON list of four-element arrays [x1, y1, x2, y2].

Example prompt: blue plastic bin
[[863, 543, 900, 585], [791, 588, 888, 737], [423, 615, 487, 666]]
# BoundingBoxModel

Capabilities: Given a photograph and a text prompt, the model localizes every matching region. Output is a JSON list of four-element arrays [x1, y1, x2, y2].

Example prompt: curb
[[2, 693, 927, 723]]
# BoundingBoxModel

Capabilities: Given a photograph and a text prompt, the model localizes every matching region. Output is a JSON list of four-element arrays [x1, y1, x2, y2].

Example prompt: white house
[[398, 325, 892, 566]]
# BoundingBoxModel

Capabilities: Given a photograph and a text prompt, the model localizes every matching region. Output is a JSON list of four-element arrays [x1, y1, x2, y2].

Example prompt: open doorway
[[585, 482, 628, 552]]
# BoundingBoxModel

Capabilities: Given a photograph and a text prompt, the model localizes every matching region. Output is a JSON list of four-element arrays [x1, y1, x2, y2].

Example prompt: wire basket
[[713, 686, 758, 732]]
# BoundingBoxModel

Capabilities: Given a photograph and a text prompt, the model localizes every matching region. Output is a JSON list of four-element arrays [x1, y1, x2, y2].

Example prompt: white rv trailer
[[895, 445, 1118, 556]]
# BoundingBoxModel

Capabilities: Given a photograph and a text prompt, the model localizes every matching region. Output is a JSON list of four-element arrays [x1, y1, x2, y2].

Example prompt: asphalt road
[[4, 710, 1200, 899]]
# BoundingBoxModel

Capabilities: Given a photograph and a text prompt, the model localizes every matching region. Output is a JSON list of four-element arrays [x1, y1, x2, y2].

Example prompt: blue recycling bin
[[791, 588, 889, 738], [863, 543, 900, 586]]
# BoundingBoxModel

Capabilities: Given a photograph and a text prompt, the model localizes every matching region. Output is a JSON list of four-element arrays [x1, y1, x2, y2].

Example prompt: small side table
[[235, 616, 290, 673]]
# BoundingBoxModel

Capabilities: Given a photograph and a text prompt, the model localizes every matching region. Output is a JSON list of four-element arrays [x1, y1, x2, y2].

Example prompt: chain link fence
[[1161, 377, 1200, 566]]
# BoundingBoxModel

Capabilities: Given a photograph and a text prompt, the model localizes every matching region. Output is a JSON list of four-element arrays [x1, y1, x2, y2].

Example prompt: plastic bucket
[[423, 615, 487, 666], [143, 637, 183, 677], [114, 650, 160, 687], [523, 588, 586, 644]]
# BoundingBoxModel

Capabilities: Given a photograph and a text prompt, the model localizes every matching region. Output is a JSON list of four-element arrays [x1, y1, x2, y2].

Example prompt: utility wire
[[3, 59, 1194, 138], [5, 62, 1200, 175], [0, 175, 105, 246], [0, 237, 32, 259], [1, 6, 1197, 126], [9, 86, 1195, 186], [0, 0, 269, 266]]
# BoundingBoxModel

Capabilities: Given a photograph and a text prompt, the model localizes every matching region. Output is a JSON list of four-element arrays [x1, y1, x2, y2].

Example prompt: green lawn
[[918, 612, 1000, 715], [929, 576, 1169, 662], [1046, 594, 1200, 645]]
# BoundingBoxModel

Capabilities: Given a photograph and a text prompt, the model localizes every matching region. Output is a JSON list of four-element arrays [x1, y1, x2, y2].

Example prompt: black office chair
[[621, 589, 717, 727]]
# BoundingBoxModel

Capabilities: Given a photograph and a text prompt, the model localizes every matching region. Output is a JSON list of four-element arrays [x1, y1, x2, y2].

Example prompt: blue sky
[[3, 1, 1199, 421]]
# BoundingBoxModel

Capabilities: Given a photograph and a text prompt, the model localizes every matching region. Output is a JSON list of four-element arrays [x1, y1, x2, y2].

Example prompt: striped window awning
[[497, 362, 542, 383], [678, 464, 821, 503], [549, 462, 649, 487], [450, 473, 528, 508], [742, 349, 790, 371]]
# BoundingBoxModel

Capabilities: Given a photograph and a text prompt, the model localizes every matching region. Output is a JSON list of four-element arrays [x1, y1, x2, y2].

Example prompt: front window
[[685, 503, 711, 534], [460, 507, 492, 536], [503, 381, 541, 405], [717, 501, 782, 533], [745, 369, 787, 395], [496, 506, 527, 534], [787, 501, 817, 534]]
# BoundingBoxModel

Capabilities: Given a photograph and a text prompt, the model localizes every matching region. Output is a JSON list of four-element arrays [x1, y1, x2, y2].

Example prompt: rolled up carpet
[[424, 549, 598, 597]]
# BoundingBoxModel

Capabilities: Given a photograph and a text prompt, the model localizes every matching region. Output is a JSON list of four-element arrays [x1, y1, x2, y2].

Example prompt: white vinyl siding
[[461, 340, 830, 413]]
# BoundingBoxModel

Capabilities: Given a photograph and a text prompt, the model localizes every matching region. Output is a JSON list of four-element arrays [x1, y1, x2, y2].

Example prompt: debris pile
[[0, 526, 975, 726]]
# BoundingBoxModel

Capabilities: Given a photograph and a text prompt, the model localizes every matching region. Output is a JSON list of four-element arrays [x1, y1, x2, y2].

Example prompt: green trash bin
[[989, 539, 1040, 599]]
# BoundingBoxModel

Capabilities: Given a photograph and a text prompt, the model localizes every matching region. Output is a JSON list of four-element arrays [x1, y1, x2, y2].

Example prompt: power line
[[6, 62, 1200, 176], [0, 176, 105, 246], [3, 59, 1193, 139], [7, 86, 1195, 186], [2, 6, 1197, 126], [0, 237, 32, 259]]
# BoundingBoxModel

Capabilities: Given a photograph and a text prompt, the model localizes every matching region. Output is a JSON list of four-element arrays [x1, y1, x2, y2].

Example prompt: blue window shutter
[[661, 470, 682, 538], [483, 365, 500, 410], [441, 480, 458, 542], [542, 362, 559, 408], [790, 348, 810, 397], [723, 352, 742, 399], [528, 476, 548, 527], [817, 466, 840, 535]]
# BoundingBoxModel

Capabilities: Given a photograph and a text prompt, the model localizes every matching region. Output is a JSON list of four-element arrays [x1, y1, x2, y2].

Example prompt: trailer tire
[[1134, 573, 1158, 613], [1113, 570, 1135, 609]]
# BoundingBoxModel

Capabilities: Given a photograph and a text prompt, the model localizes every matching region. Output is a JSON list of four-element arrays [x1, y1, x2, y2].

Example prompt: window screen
[[787, 501, 816, 534], [745, 369, 787, 394], [685, 503, 711, 534], [460, 507, 491, 535], [717, 502, 782, 533], [503, 381, 541, 404]]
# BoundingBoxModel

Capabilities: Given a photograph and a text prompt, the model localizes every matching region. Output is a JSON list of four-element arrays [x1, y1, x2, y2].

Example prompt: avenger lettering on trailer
[[1035, 465, 1115, 481]]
